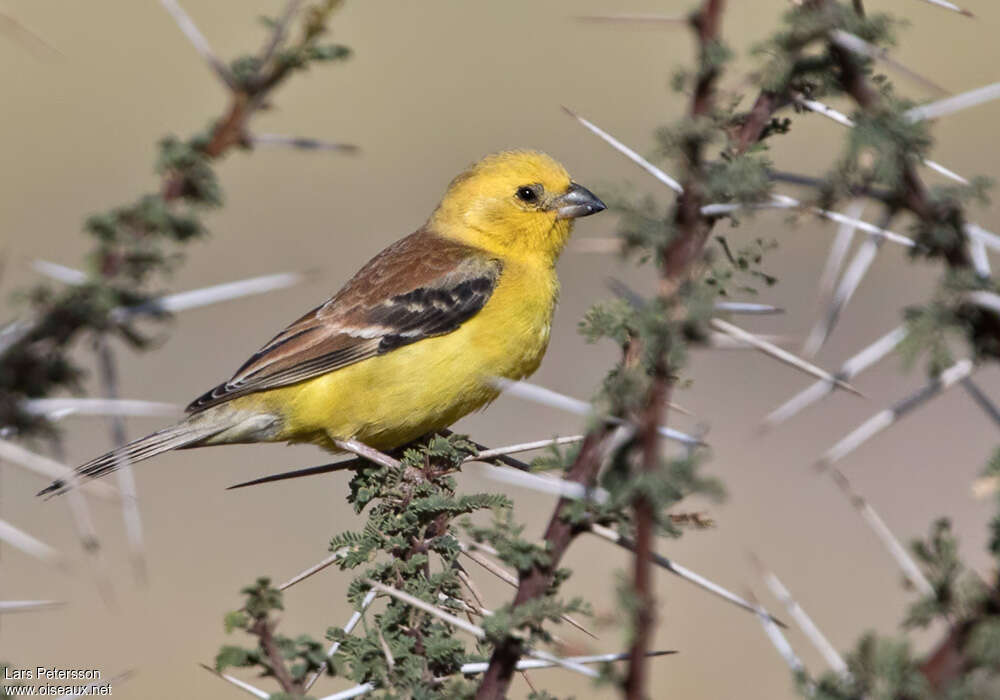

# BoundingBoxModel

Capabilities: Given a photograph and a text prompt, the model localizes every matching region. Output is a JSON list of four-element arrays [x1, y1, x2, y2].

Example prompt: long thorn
[[828, 469, 934, 595], [709, 319, 863, 396], [748, 590, 810, 684], [457, 542, 598, 639], [816, 200, 866, 313], [588, 524, 786, 627], [304, 589, 377, 692], [477, 464, 609, 504], [21, 397, 179, 420], [251, 133, 359, 153], [95, 339, 147, 584], [803, 219, 888, 358], [0, 600, 65, 614], [714, 302, 785, 315], [458, 649, 677, 675], [316, 684, 376, 700], [563, 107, 683, 192], [157, 0, 238, 89], [907, 83, 1000, 123], [829, 29, 949, 96], [494, 379, 703, 446], [277, 549, 347, 592], [912, 0, 973, 16], [468, 436, 586, 461], [752, 556, 848, 676], [333, 439, 401, 469], [111, 272, 305, 321], [762, 326, 906, 431], [574, 14, 687, 25], [258, 0, 305, 67], [0, 519, 63, 564], [0, 439, 117, 500], [817, 360, 973, 468], [198, 663, 269, 699], [795, 97, 968, 184]]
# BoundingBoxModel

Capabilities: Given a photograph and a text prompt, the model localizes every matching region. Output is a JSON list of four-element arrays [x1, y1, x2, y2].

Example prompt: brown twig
[[476, 2, 796, 696], [624, 4, 725, 698], [159, 5, 324, 201], [249, 616, 302, 696], [473, 430, 612, 699]]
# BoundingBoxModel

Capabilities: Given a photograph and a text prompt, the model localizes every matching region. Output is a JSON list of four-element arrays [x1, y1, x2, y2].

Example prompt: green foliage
[[286, 434, 525, 697], [708, 236, 779, 296], [0, 4, 351, 439], [704, 152, 773, 206], [217, 578, 333, 694], [751, 4, 897, 96], [810, 633, 929, 700]]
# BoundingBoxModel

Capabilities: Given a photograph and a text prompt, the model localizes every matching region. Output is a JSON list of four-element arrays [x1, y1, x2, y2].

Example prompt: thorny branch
[[249, 616, 304, 697], [812, 0, 1000, 691], [475, 1, 797, 697], [474, 430, 613, 699]]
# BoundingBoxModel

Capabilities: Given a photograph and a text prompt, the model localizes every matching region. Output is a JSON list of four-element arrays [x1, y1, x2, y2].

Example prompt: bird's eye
[[515, 186, 539, 203]]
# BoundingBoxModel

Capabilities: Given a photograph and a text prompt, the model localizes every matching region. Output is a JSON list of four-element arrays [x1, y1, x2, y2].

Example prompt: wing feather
[[186, 229, 501, 412]]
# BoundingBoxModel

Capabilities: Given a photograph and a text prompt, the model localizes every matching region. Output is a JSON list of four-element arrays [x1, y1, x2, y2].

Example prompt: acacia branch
[[473, 430, 613, 699], [249, 617, 303, 696], [816, 0, 1000, 689], [625, 4, 726, 698], [161, 9, 325, 200]]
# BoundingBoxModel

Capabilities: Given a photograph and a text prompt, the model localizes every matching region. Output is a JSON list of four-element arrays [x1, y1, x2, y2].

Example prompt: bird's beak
[[553, 183, 607, 220]]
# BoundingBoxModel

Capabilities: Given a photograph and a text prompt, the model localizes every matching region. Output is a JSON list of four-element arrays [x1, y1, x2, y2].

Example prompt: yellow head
[[428, 150, 605, 262]]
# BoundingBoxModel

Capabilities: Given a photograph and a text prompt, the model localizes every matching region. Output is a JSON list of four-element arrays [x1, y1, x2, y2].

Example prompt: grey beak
[[554, 182, 607, 220]]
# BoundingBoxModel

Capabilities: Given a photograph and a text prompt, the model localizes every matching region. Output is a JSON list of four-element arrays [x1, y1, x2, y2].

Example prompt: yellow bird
[[40, 150, 605, 496]]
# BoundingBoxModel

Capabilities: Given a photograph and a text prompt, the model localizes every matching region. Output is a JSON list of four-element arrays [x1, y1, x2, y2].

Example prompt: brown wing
[[186, 229, 502, 412]]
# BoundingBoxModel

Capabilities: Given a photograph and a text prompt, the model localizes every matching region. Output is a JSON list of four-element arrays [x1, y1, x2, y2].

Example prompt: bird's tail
[[37, 419, 227, 498]]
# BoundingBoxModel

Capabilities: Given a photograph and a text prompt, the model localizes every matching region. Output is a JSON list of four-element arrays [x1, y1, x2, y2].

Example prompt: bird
[[39, 150, 605, 496]]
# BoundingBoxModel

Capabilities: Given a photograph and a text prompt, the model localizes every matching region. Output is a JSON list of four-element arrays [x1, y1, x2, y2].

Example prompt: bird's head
[[429, 150, 605, 262]]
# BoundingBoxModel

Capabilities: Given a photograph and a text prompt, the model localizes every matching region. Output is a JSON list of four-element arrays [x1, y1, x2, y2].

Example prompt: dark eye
[[516, 186, 539, 203]]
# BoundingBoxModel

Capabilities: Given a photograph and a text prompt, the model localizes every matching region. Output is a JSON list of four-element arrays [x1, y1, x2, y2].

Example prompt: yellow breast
[[241, 259, 559, 452]]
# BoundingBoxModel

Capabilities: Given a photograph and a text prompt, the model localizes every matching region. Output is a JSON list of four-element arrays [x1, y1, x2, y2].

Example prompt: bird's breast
[[263, 260, 559, 451]]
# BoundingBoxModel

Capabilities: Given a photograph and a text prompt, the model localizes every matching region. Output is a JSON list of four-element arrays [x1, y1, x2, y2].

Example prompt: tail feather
[[37, 421, 226, 497]]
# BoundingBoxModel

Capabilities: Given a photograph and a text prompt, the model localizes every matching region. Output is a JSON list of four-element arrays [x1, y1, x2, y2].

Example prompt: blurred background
[[2, 1, 999, 697]]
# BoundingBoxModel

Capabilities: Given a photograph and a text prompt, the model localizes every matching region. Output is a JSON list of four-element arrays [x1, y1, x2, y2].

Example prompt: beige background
[[2, 1, 999, 698]]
